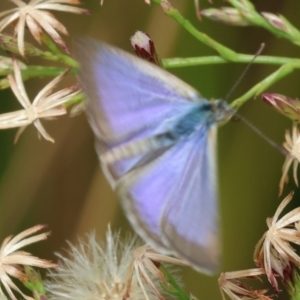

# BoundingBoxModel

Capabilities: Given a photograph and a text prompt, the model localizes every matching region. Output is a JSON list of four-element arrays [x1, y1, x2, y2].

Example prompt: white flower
[[127, 245, 186, 300], [0, 225, 56, 300], [218, 269, 270, 300], [254, 191, 300, 291], [0, 58, 79, 143], [279, 124, 300, 195], [45, 228, 181, 300], [0, 0, 89, 56]]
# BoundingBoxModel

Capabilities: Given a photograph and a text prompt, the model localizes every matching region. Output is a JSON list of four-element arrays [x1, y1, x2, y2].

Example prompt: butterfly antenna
[[236, 113, 288, 156], [225, 43, 265, 102], [227, 44, 287, 157]]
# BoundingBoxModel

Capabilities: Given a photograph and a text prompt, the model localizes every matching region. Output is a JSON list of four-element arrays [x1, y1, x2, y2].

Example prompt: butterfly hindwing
[[116, 126, 218, 271], [161, 127, 219, 273]]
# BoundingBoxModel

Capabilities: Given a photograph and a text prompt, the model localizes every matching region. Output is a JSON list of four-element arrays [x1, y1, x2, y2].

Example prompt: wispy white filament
[[45, 228, 170, 300]]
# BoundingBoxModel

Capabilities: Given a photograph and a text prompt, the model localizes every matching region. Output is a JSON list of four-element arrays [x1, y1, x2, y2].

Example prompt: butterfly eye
[[199, 102, 214, 112]]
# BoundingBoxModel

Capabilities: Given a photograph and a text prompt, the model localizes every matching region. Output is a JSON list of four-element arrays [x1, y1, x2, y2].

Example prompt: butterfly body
[[74, 38, 234, 273], [101, 99, 231, 166], [169, 100, 230, 140]]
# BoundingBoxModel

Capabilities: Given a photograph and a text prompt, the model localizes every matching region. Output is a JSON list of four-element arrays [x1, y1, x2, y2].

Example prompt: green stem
[[41, 33, 63, 56], [0, 66, 76, 90], [41, 34, 78, 67], [0, 34, 78, 67], [231, 61, 300, 108], [151, 0, 238, 61], [285, 268, 300, 300], [228, 0, 300, 45], [40, 52, 78, 67], [160, 265, 191, 300], [0, 65, 75, 77], [65, 92, 85, 108], [22, 66, 77, 77], [163, 55, 300, 68]]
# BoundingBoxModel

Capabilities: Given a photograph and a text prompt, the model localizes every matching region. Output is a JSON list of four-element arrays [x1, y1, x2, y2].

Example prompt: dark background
[[0, 0, 299, 299]]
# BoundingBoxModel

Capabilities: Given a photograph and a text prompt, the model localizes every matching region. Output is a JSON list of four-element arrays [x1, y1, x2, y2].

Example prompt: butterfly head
[[210, 99, 235, 125]]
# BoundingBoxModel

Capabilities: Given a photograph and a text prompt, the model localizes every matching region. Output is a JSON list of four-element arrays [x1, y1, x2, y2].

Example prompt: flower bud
[[262, 13, 300, 44], [23, 266, 47, 297], [130, 31, 162, 66], [201, 7, 250, 26], [262, 13, 288, 31], [262, 93, 300, 122]]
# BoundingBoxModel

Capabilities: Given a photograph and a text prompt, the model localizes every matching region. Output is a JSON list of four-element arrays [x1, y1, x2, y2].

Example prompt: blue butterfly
[[74, 37, 234, 273]]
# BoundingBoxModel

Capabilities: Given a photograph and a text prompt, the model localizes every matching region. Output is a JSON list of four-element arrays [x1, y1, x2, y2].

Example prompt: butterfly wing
[[161, 127, 219, 273], [117, 126, 219, 272], [74, 38, 205, 186], [75, 38, 220, 271]]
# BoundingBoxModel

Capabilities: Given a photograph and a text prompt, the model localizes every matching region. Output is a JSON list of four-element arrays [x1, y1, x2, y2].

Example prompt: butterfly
[[74, 37, 234, 273]]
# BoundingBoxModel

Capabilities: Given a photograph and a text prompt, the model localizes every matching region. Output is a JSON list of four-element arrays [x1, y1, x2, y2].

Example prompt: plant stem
[[151, 0, 238, 61], [163, 55, 300, 68], [41, 34, 78, 67], [0, 66, 75, 89], [228, 0, 300, 45], [0, 34, 78, 67], [231, 61, 300, 108], [160, 265, 191, 300]]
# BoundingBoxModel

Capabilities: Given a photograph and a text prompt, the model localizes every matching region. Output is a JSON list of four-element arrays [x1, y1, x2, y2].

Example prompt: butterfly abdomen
[[100, 133, 176, 164]]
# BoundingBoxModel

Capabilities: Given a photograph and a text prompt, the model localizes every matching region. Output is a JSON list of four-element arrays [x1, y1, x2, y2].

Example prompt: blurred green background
[[0, 0, 299, 299]]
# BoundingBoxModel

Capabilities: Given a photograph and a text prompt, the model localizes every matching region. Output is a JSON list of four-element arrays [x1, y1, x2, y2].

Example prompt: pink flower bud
[[130, 31, 162, 66], [261, 13, 288, 31], [262, 12, 300, 44], [201, 7, 250, 26], [262, 93, 300, 122]]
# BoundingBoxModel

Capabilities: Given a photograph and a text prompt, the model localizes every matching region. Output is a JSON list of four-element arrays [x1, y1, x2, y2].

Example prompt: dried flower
[[279, 124, 300, 195], [218, 269, 271, 300], [0, 225, 56, 300], [0, 59, 79, 143], [126, 245, 186, 300], [45, 228, 180, 300], [201, 7, 251, 26], [262, 93, 300, 123], [0, 0, 89, 56], [254, 191, 300, 292], [130, 31, 162, 66]]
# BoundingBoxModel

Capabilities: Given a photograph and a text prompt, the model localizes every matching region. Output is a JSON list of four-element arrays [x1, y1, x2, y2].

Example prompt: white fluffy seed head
[[45, 228, 170, 300]]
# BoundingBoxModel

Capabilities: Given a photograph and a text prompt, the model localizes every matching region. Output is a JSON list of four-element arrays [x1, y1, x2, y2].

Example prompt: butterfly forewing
[[74, 38, 206, 184]]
